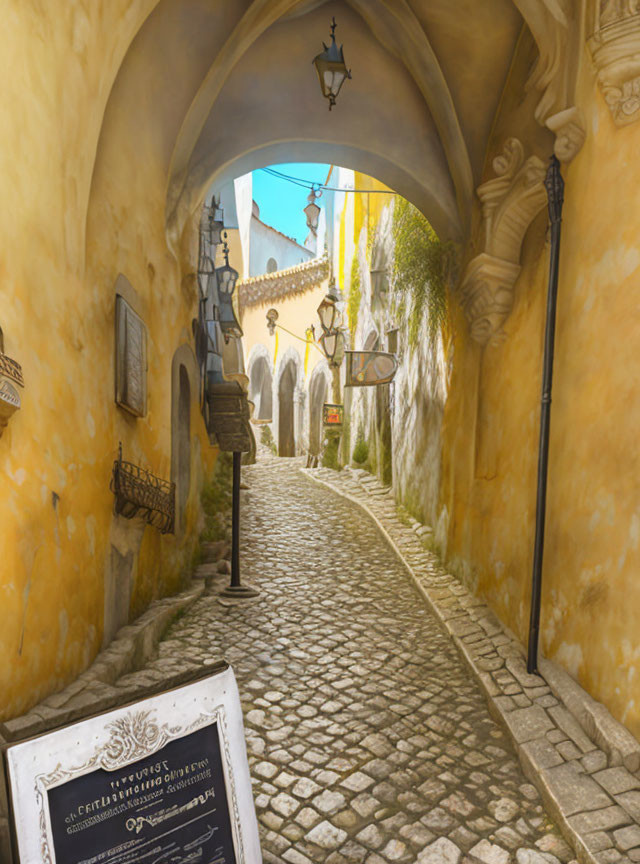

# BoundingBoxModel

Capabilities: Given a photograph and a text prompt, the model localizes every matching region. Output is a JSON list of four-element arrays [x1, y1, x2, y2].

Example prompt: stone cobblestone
[[152, 455, 578, 863], [304, 463, 640, 864]]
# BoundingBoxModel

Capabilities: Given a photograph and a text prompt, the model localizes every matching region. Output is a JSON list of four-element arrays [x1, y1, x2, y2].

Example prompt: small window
[[266, 257, 278, 273]]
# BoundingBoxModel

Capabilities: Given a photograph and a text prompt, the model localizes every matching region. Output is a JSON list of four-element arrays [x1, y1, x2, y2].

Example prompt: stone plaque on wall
[[115, 294, 147, 417], [5, 666, 262, 863]]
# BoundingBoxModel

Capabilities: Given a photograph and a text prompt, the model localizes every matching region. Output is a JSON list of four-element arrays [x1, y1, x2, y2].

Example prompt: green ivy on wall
[[391, 198, 454, 348], [347, 248, 362, 338]]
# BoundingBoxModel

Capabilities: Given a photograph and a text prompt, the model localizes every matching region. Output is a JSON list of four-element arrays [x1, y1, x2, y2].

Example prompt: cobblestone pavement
[[157, 456, 574, 864]]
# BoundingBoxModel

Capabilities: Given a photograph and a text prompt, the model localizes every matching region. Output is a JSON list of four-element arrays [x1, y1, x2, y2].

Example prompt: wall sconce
[[266, 308, 279, 336]]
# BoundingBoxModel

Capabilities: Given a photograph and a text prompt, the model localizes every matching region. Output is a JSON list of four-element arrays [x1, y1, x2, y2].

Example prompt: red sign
[[323, 403, 344, 426]]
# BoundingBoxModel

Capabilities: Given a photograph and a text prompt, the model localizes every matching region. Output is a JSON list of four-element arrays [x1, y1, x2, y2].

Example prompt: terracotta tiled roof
[[238, 256, 329, 309]]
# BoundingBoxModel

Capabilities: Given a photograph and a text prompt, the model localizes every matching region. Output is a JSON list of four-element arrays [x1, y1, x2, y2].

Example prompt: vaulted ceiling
[[89, 0, 573, 249]]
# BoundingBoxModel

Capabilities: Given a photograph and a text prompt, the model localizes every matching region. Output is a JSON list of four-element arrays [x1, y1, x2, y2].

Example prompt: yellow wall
[[0, 1, 215, 720], [441, 42, 640, 736], [240, 282, 330, 386]]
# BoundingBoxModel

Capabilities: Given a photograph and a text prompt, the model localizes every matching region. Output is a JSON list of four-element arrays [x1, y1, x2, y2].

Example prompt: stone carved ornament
[[588, 0, 640, 125], [459, 139, 547, 345], [0, 349, 24, 437], [515, 0, 586, 161]]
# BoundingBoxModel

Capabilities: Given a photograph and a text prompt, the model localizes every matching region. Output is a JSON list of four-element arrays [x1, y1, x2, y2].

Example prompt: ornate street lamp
[[319, 327, 345, 369], [312, 18, 352, 111], [216, 232, 243, 342], [304, 188, 322, 234], [317, 293, 340, 333]]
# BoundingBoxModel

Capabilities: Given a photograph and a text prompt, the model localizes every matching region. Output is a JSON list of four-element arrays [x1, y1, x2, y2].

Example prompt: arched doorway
[[249, 355, 273, 421], [177, 365, 191, 528], [308, 368, 328, 459], [278, 360, 297, 457], [171, 347, 196, 535]]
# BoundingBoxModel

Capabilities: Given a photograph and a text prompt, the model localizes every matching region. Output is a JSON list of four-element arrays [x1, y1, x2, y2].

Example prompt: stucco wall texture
[[0, 1, 216, 720], [441, 51, 640, 736]]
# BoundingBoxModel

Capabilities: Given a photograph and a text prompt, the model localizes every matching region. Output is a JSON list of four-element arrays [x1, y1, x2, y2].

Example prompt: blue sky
[[252, 163, 331, 246]]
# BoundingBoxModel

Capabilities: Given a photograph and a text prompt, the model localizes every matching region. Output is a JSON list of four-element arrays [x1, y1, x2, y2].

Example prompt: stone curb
[[302, 466, 640, 864], [0, 582, 206, 742]]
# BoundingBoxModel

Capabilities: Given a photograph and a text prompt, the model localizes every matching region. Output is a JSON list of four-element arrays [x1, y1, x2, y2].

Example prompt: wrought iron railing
[[110, 443, 175, 534]]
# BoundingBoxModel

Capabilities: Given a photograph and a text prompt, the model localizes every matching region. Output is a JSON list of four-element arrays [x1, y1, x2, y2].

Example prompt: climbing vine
[[347, 249, 362, 338], [391, 198, 455, 348]]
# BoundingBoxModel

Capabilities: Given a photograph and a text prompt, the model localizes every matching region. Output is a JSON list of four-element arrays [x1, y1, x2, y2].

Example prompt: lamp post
[[213, 231, 258, 601], [312, 17, 352, 110]]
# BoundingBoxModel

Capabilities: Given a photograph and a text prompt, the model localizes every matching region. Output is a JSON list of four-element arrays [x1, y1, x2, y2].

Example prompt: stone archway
[[308, 366, 329, 458], [249, 355, 273, 421], [278, 360, 297, 457]]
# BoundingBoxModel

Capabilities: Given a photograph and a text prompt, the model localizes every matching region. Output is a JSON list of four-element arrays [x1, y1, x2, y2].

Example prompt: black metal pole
[[231, 450, 241, 588], [220, 450, 259, 599], [527, 155, 565, 674]]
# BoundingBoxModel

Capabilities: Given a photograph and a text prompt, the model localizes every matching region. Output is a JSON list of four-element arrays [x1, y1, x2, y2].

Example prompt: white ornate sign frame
[[5, 666, 261, 863]]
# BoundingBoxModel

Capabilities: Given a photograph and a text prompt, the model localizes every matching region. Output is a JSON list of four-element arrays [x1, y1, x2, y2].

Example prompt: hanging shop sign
[[323, 403, 344, 426], [344, 350, 397, 387], [5, 666, 262, 864]]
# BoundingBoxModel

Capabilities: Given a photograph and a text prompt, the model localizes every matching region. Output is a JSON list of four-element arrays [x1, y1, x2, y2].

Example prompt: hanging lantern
[[304, 188, 322, 233], [319, 329, 345, 368], [317, 293, 339, 333], [216, 232, 243, 342], [312, 17, 352, 111]]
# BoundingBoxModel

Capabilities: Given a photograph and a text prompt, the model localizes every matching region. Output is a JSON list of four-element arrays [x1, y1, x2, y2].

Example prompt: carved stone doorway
[[278, 360, 296, 457]]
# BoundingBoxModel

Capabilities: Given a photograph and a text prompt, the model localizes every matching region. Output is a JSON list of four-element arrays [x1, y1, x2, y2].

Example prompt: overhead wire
[[260, 166, 396, 195]]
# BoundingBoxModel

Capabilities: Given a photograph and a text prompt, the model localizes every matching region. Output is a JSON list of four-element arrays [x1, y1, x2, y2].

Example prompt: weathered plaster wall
[[440, 36, 640, 737], [338, 175, 449, 521], [241, 280, 329, 453], [0, 1, 216, 720]]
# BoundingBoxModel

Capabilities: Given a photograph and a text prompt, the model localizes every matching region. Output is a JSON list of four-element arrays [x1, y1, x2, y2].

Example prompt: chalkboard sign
[[5, 667, 261, 863], [48, 723, 236, 864]]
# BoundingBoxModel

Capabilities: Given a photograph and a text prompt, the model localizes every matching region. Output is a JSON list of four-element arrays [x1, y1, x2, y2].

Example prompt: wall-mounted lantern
[[304, 188, 322, 234], [317, 293, 340, 332], [319, 329, 345, 369], [317, 292, 345, 369], [200, 196, 225, 247], [216, 232, 243, 342], [312, 17, 352, 111], [266, 308, 279, 336]]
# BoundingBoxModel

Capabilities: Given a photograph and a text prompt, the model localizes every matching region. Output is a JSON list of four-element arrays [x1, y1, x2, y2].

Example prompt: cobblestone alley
[[158, 457, 572, 864]]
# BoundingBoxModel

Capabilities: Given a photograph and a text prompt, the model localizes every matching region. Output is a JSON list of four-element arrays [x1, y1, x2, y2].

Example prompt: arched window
[[266, 257, 278, 273]]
